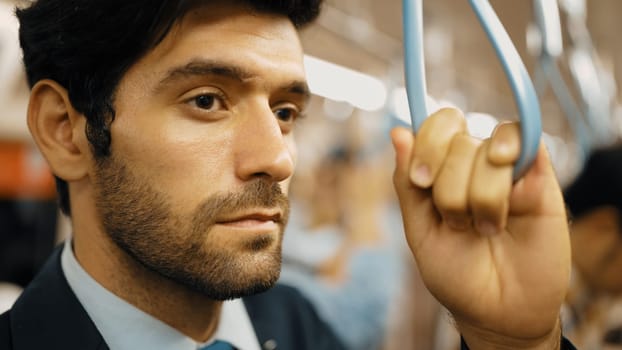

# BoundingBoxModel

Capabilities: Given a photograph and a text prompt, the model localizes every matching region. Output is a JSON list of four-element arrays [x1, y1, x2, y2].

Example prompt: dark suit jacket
[[0, 247, 345, 350]]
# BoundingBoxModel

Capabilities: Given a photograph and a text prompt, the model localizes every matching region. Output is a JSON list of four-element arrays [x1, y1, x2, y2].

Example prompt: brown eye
[[274, 107, 297, 122], [183, 89, 228, 115], [187, 93, 225, 112], [195, 94, 217, 110]]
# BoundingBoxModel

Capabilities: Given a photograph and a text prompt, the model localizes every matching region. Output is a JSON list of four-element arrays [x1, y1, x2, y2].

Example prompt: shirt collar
[[61, 239, 261, 350]]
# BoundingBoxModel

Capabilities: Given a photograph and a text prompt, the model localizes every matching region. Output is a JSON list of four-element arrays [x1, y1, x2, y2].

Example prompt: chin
[[241, 232, 279, 251], [192, 258, 282, 300], [160, 241, 283, 300]]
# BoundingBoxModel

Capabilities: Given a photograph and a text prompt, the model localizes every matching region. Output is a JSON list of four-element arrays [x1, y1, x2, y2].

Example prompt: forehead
[[128, 2, 306, 87]]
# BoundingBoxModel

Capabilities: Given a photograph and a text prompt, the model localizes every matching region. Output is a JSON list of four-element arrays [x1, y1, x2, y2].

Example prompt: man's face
[[93, 3, 308, 299]]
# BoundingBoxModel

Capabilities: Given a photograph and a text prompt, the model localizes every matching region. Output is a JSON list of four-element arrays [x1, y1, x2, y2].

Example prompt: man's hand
[[391, 108, 571, 349]]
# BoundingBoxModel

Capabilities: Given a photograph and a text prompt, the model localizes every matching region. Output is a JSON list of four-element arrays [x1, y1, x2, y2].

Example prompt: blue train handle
[[403, 0, 542, 180]]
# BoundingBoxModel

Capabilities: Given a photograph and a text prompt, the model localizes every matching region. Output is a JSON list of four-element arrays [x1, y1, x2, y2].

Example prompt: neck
[[73, 230, 222, 342]]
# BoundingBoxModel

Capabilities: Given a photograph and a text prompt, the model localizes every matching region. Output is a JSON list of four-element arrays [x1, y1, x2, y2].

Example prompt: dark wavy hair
[[16, 0, 322, 215]]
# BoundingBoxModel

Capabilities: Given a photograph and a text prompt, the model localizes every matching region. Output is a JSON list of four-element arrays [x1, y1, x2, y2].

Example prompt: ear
[[27, 79, 91, 182]]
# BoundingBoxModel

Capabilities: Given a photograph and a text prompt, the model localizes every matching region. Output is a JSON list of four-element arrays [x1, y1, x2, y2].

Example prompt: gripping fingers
[[433, 134, 481, 230], [410, 108, 467, 188], [469, 140, 513, 236]]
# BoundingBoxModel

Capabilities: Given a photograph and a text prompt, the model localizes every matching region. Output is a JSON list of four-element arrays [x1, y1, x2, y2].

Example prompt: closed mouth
[[216, 210, 282, 225]]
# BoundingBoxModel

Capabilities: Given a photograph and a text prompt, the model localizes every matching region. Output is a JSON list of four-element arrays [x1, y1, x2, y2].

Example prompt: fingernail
[[476, 220, 499, 236], [410, 163, 431, 187]]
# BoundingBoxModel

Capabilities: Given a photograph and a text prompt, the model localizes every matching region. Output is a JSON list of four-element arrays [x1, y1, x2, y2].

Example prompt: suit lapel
[[9, 246, 109, 350], [243, 284, 346, 350]]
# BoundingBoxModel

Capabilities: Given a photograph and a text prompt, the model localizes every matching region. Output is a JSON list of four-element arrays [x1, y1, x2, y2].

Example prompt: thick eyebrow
[[282, 81, 311, 107], [156, 59, 254, 91], [155, 59, 311, 104]]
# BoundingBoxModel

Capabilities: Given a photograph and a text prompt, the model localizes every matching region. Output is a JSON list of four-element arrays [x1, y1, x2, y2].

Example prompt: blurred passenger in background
[[280, 144, 406, 350], [563, 145, 622, 349]]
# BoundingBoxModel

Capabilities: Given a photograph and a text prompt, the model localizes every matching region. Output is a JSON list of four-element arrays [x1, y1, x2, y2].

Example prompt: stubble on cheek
[[93, 156, 290, 299]]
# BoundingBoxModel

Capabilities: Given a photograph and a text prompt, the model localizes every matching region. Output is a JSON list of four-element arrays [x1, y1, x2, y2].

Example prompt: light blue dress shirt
[[60, 239, 261, 350]]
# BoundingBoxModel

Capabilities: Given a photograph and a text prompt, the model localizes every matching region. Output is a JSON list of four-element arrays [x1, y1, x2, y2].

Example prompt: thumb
[[509, 141, 565, 217]]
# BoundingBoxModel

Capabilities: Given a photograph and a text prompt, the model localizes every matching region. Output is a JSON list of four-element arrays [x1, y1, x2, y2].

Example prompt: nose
[[234, 106, 295, 182]]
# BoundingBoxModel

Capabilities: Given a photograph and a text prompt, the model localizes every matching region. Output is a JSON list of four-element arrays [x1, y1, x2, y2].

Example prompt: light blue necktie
[[201, 340, 235, 350]]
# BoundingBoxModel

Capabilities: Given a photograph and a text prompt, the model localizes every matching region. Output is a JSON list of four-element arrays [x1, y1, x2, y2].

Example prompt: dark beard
[[93, 155, 289, 300]]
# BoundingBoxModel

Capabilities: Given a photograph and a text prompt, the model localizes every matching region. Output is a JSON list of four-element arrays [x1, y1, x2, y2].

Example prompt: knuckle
[[436, 107, 466, 124], [419, 108, 466, 137], [450, 133, 480, 152], [434, 189, 467, 213], [470, 186, 504, 210], [493, 121, 520, 140]]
